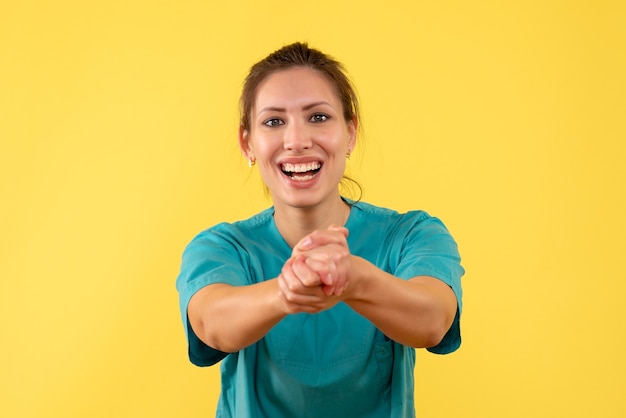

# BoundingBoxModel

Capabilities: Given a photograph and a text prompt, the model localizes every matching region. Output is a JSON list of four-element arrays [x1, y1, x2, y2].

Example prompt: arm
[[187, 280, 286, 353], [187, 256, 341, 353], [344, 256, 457, 348], [293, 226, 459, 349]]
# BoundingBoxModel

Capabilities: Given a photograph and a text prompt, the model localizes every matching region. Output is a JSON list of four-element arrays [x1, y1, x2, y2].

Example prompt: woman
[[177, 42, 464, 418]]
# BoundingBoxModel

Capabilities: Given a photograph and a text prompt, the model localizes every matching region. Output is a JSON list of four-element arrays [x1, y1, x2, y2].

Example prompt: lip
[[277, 156, 323, 165], [277, 156, 324, 188]]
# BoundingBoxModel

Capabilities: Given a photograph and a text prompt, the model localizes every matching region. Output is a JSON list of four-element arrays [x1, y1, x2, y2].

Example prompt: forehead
[[254, 67, 340, 108]]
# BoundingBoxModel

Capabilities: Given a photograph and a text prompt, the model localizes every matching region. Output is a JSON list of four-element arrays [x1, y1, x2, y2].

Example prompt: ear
[[238, 125, 254, 160], [346, 116, 358, 154]]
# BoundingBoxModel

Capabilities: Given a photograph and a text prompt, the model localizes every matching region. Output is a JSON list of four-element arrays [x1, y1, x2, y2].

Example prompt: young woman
[[177, 42, 464, 418]]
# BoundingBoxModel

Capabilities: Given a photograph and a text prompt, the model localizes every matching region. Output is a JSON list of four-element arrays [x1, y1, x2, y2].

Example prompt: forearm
[[344, 256, 457, 348], [188, 281, 287, 353]]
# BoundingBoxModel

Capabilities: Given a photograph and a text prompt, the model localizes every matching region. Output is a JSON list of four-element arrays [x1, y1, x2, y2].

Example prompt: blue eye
[[310, 113, 329, 123], [263, 118, 284, 127]]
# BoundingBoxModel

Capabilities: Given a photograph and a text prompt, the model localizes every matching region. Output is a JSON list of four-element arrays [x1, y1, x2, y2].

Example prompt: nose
[[283, 121, 312, 151]]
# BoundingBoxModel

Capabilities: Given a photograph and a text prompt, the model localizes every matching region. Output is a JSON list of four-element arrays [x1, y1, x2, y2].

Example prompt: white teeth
[[291, 174, 316, 181], [281, 162, 321, 173]]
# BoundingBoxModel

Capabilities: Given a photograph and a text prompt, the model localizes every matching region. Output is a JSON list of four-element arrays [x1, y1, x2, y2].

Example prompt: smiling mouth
[[280, 162, 322, 181]]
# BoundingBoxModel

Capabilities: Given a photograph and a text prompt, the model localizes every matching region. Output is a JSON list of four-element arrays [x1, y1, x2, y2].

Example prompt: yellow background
[[2, 1, 625, 417]]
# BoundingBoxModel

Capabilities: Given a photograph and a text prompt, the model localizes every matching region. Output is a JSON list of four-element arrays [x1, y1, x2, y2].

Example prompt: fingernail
[[300, 237, 312, 249]]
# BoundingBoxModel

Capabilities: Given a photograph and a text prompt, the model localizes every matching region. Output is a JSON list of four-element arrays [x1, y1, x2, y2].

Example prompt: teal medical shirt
[[177, 200, 464, 418]]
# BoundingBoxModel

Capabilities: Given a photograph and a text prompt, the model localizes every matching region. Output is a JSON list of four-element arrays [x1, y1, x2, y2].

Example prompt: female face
[[241, 67, 356, 210]]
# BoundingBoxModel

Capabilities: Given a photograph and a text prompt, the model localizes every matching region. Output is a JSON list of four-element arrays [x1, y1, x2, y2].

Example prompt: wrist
[[342, 255, 369, 302]]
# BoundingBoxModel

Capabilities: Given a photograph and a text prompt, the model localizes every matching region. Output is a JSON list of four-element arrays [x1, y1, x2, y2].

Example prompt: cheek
[[248, 135, 274, 159], [327, 135, 351, 156], [255, 163, 275, 189], [250, 142, 278, 179]]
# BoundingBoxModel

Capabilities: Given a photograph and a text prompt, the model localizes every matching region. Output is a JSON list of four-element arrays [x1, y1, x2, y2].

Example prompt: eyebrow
[[257, 101, 333, 115]]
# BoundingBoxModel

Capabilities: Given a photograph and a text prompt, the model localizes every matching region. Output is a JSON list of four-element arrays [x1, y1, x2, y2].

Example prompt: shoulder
[[348, 200, 457, 253], [180, 208, 278, 263], [349, 200, 434, 230], [189, 207, 275, 245]]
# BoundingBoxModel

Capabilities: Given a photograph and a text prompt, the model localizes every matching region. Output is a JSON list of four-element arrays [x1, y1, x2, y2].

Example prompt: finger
[[302, 256, 337, 296], [293, 229, 348, 253], [300, 257, 331, 284], [327, 224, 349, 238], [299, 243, 350, 294], [278, 293, 338, 314], [279, 258, 306, 293], [333, 280, 347, 296], [277, 277, 335, 314], [277, 270, 324, 305], [281, 257, 330, 297], [292, 256, 323, 288], [307, 262, 336, 296], [276, 282, 325, 314]]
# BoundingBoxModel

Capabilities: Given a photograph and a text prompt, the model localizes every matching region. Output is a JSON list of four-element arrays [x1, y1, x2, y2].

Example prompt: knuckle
[[302, 277, 316, 287]]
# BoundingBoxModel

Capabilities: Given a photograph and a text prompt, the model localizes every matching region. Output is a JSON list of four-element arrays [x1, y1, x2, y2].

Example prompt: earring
[[248, 158, 256, 168], [346, 152, 351, 160]]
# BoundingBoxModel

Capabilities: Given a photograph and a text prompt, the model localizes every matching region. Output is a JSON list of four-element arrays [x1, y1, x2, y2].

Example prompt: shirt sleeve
[[393, 212, 465, 354], [176, 225, 250, 366]]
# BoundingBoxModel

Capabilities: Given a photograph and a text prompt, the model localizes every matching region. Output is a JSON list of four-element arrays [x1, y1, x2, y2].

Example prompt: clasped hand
[[277, 225, 351, 314]]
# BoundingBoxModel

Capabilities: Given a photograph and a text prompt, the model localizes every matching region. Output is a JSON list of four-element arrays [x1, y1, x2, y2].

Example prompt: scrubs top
[[177, 200, 464, 418]]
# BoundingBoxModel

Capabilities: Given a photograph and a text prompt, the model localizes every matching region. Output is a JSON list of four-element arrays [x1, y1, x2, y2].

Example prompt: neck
[[273, 194, 351, 248]]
